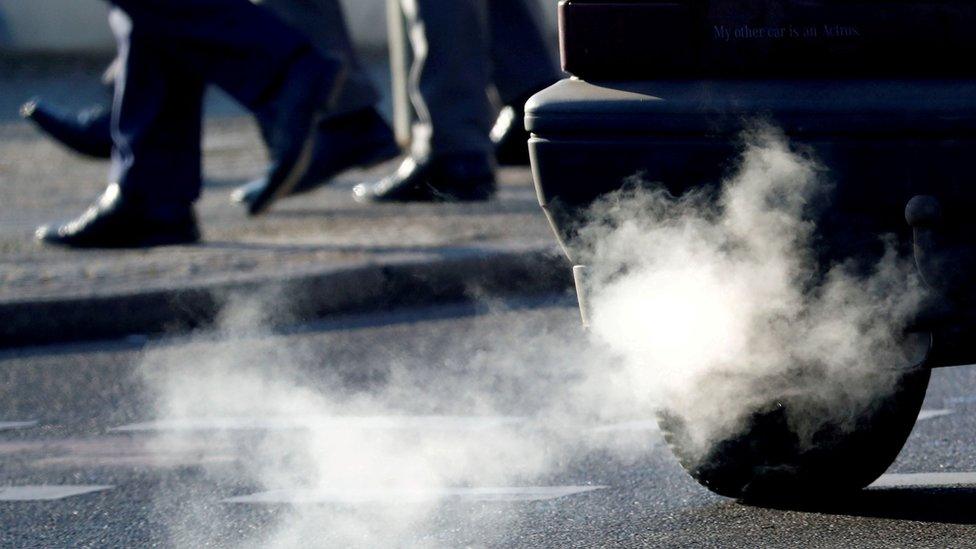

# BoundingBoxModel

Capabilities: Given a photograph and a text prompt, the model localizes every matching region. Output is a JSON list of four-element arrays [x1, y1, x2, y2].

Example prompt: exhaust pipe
[[573, 265, 592, 329]]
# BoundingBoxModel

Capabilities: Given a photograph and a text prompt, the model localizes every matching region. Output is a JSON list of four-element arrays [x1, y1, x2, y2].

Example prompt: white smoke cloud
[[136, 298, 607, 547], [579, 127, 928, 459], [134, 127, 928, 545]]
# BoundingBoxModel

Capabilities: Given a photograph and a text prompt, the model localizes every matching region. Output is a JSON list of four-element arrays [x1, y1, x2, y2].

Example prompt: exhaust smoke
[[579, 127, 928, 459], [134, 127, 927, 544]]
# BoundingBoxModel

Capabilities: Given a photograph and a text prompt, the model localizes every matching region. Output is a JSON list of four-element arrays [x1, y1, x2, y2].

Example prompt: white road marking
[[871, 472, 976, 488], [587, 420, 659, 434], [0, 421, 38, 432], [0, 485, 113, 501], [917, 409, 953, 421], [0, 436, 239, 469], [32, 454, 237, 469], [110, 415, 525, 433], [224, 485, 605, 505], [946, 395, 976, 405]]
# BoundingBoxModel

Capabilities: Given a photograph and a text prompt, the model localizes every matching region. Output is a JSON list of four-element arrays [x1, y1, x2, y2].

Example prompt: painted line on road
[[871, 472, 976, 488], [32, 454, 237, 469], [110, 415, 526, 433], [0, 485, 113, 501], [224, 485, 606, 505], [0, 436, 240, 469], [587, 420, 659, 434], [917, 409, 954, 421], [0, 421, 38, 432]]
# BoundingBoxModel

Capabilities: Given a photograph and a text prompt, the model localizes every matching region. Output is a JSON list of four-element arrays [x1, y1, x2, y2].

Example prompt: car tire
[[658, 365, 931, 501]]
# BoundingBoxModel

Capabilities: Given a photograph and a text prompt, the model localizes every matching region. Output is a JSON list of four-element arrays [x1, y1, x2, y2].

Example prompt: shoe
[[36, 184, 200, 249], [246, 52, 348, 216], [21, 99, 113, 159], [352, 153, 496, 203], [231, 107, 399, 207], [491, 105, 531, 167]]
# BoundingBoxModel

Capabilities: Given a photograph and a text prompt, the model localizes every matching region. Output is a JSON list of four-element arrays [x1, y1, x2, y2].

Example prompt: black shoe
[[21, 99, 113, 159], [231, 107, 399, 207], [491, 105, 531, 167], [246, 52, 348, 216], [352, 153, 496, 203], [36, 184, 199, 249]]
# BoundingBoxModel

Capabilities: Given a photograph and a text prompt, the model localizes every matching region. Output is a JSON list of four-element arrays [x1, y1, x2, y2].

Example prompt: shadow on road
[[755, 487, 976, 524], [200, 240, 510, 257], [203, 177, 253, 190], [267, 200, 542, 220]]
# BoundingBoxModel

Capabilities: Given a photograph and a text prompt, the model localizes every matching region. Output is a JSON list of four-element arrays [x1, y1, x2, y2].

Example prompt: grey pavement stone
[[0, 65, 571, 346]]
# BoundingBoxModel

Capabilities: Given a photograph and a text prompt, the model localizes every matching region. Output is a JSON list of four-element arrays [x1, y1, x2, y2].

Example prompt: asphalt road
[[1, 297, 975, 547]]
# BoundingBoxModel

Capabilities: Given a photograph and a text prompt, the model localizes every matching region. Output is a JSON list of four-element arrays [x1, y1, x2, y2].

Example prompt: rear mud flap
[[906, 195, 976, 367]]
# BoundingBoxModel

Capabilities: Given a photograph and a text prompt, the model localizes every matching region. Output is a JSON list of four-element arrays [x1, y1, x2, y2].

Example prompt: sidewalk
[[0, 71, 570, 347]]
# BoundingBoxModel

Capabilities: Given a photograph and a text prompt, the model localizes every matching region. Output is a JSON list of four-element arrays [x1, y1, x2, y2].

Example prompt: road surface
[[1, 297, 974, 547]]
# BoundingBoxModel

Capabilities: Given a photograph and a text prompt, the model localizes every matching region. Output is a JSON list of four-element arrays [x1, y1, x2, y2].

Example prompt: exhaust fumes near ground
[[580, 127, 928, 460], [132, 128, 927, 546], [135, 297, 613, 548]]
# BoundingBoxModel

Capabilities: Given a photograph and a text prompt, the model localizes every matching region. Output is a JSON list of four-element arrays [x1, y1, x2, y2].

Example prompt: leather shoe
[[21, 99, 113, 159], [246, 52, 348, 216], [352, 153, 495, 203], [231, 107, 399, 208], [36, 184, 200, 249], [491, 105, 531, 167]]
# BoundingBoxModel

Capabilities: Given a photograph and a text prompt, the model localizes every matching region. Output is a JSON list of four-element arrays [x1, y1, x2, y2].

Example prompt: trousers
[[105, 0, 373, 207], [401, 0, 561, 159]]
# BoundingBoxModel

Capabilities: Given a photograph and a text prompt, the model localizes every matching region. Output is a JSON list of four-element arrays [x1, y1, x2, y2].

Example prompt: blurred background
[[0, 0, 559, 134], [0, 0, 558, 56], [0, 0, 566, 332]]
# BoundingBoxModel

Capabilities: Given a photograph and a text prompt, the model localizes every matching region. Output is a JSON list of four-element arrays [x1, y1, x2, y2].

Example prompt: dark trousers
[[105, 0, 346, 208], [257, 0, 379, 118], [402, 0, 561, 159]]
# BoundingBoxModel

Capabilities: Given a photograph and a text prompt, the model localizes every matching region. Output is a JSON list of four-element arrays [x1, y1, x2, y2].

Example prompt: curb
[[0, 248, 573, 348]]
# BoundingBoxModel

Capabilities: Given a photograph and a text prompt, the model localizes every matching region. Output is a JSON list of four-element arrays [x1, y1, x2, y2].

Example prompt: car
[[527, 0, 976, 501]]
